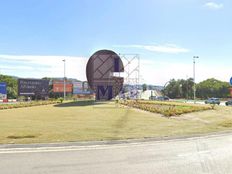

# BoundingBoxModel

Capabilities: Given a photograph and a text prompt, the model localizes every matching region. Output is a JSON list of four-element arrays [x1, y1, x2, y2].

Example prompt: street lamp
[[62, 59, 66, 100], [179, 84, 182, 98], [193, 56, 199, 104]]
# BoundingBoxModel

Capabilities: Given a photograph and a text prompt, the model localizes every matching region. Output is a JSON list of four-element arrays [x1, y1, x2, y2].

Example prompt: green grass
[[0, 100, 60, 110], [0, 100, 232, 144]]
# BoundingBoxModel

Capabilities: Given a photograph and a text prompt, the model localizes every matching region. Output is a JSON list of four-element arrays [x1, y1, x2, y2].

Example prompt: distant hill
[[4, 75, 163, 90], [42, 77, 82, 82]]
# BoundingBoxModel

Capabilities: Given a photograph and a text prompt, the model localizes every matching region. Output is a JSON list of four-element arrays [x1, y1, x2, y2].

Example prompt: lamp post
[[179, 84, 182, 98], [193, 56, 199, 104], [62, 59, 66, 100]]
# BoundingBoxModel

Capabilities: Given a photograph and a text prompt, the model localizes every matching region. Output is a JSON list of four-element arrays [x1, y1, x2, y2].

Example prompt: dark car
[[205, 98, 220, 105], [225, 100, 232, 106], [149, 96, 157, 100], [156, 96, 170, 101]]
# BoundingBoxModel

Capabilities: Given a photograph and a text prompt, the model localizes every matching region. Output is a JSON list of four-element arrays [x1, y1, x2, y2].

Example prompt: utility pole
[[193, 56, 199, 104], [62, 59, 66, 100]]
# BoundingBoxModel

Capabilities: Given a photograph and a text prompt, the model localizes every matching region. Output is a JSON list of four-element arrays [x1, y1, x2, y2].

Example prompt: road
[[1, 133, 232, 174], [192, 101, 226, 106], [174, 99, 227, 106]]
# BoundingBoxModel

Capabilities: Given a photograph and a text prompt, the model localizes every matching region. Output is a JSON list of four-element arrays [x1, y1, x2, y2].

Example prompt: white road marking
[[0, 133, 231, 154], [178, 150, 210, 157]]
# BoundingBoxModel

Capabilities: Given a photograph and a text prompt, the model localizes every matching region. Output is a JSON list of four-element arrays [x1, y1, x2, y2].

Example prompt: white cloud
[[140, 59, 231, 85], [0, 55, 231, 86], [205, 2, 224, 10], [114, 44, 190, 54], [0, 55, 88, 81]]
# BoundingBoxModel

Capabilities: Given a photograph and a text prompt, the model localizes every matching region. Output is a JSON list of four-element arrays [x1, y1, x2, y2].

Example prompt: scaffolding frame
[[118, 54, 140, 99]]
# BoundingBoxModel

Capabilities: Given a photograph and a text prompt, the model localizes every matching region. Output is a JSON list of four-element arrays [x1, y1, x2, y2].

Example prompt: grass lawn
[[0, 100, 232, 144]]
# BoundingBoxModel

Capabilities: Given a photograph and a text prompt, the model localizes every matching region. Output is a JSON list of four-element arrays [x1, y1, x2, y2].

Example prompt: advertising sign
[[18, 79, 49, 96], [230, 77, 232, 86], [86, 50, 124, 100], [53, 80, 73, 93], [73, 81, 83, 94], [0, 82, 7, 94], [0, 82, 7, 99], [83, 82, 89, 91]]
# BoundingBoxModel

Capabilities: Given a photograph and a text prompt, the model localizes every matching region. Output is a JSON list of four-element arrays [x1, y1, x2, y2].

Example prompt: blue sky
[[0, 0, 231, 85]]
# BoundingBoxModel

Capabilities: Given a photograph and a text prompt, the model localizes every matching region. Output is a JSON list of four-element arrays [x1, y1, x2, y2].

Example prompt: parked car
[[149, 96, 169, 101], [205, 98, 220, 105], [149, 96, 157, 100], [225, 100, 232, 106], [156, 96, 170, 101]]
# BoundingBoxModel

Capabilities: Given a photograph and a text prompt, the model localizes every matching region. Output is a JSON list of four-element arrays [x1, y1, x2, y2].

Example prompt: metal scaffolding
[[118, 54, 140, 99]]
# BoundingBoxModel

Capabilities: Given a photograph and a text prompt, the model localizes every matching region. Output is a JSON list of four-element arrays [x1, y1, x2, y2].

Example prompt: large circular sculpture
[[86, 50, 124, 100]]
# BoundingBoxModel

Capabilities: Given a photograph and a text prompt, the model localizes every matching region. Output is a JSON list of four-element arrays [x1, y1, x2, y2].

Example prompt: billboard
[[73, 81, 83, 94], [86, 50, 124, 100], [230, 88, 232, 97], [83, 82, 89, 91], [18, 79, 49, 96], [73, 81, 92, 95], [0, 82, 7, 99], [0, 82, 7, 94], [53, 80, 73, 93]]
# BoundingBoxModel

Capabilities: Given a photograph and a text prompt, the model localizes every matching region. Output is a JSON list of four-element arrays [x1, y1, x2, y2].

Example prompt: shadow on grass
[[7, 135, 37, 139], [54, 100, 106, 107]]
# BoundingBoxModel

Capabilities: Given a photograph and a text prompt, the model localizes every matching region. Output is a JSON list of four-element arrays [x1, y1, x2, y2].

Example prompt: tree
[[163, 78, 194, 99], [0, 75, 18, 99], [142, 84, 147, 92], [196, 78, 230, 99], [181, 78, 194, 99]]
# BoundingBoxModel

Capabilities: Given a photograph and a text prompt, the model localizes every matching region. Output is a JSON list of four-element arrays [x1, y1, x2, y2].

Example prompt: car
[[156, 96, 170, 101], [149, 96, 157, 100], [205, 98, 220, 105], [225, 100, 232, 106], [149, 96, 170, 101]]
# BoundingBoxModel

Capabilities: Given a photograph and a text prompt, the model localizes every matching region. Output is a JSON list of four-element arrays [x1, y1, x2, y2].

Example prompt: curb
[[0, 130, 232, 150]]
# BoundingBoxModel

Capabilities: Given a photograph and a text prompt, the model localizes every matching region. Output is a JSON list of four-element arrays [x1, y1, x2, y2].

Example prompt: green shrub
[[58, 98, 64, 103], [119, 100, 211, 117], [0, 100, 60, 110]]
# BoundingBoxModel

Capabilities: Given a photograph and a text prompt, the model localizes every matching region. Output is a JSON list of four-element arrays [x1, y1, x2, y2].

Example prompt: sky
[[0, 0, 231, 85]]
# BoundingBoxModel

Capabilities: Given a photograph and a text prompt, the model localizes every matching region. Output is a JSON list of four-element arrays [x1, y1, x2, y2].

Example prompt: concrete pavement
[[1, 133, 232, 174]]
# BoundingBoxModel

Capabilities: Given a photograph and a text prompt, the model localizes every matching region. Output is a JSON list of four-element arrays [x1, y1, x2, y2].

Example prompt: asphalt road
[[1, 133, 232, 174], [190, 101, 227, 106], [171, 99, 227, 106]]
